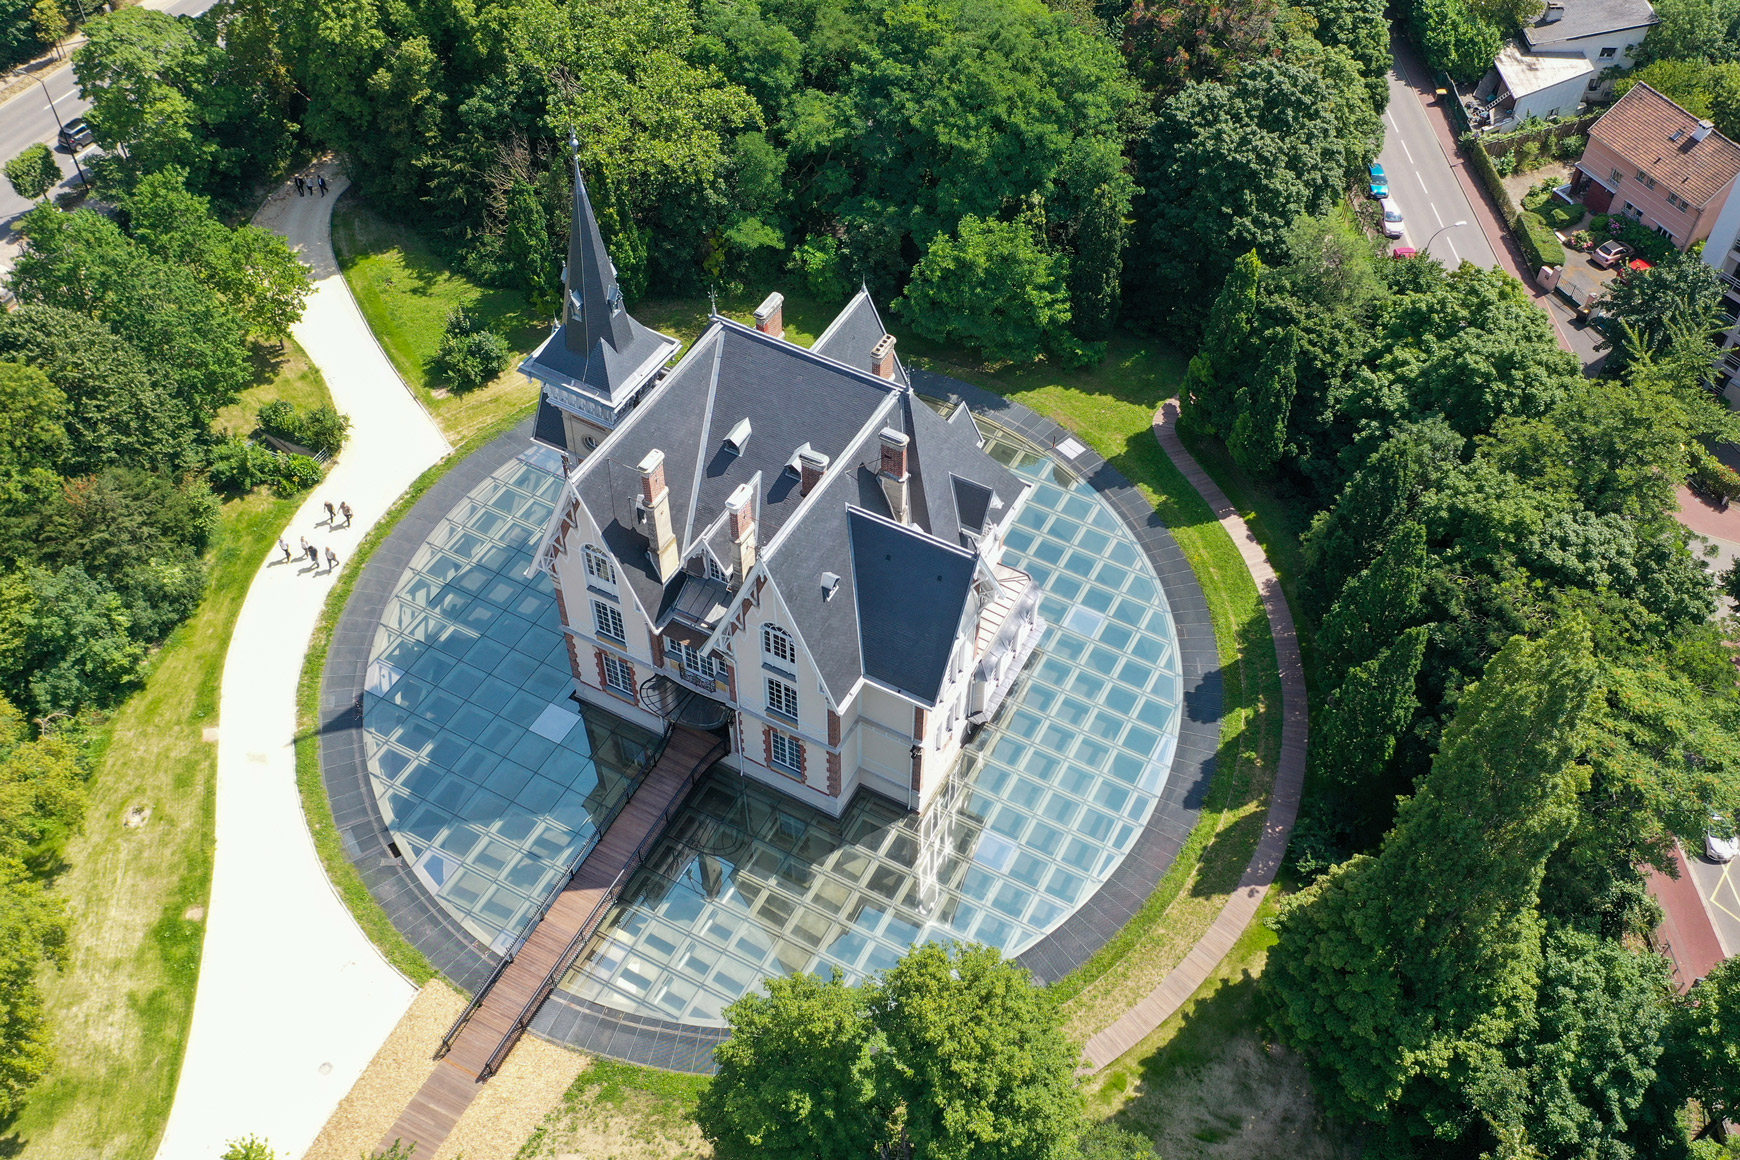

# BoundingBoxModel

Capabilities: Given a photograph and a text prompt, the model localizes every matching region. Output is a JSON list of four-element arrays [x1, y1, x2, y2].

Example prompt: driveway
[[153, 169, 449, 1160]]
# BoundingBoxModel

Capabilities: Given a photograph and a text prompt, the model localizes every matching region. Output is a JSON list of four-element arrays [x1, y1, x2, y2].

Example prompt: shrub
[[1493, 150, 1516, 176], [1591, 213, 1610, 234], [273, 454, 323, 496], [1610, 219, 1677, 265], [1515, 210, 1566, 272], [3, 143, 58, 202], [1569, 230, 1594, 251], [254, 400, 350, 457], [1462, 136, 1518, 220], [1515, 140, 1541, 172], [1534, 199, 1584, 230], [1556, 133, 1586, 159], [207, 436, 278, 493], [787, 234, 850, 303], [435, 309, 512, 392], [1691, 453, 1740, 503]]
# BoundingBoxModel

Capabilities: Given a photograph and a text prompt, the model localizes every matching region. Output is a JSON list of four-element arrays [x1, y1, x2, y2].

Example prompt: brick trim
[[827, 710, 841, 747], [596, 649, 637, 704], [827, 751, 841, 796]]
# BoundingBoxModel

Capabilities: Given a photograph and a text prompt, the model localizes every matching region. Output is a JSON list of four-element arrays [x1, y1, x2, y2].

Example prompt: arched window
[[762, 624, 795, 664], [583, 545, 614, 583]]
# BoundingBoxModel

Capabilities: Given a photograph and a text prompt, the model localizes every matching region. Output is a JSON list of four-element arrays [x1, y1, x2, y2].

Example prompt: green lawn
[[5, 352, 330, 1160], [329, 197, 546, 446]]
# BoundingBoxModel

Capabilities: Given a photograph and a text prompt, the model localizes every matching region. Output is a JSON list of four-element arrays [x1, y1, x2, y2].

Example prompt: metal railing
[[473, 733, 727, 1080]]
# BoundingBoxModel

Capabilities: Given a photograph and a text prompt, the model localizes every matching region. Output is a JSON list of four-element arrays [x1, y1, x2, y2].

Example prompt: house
[[1570, 83, 1740, 250], [1466, 0, 1656, 131], [527, 157, 1046, 818], [1697, 153, 1740, 403]]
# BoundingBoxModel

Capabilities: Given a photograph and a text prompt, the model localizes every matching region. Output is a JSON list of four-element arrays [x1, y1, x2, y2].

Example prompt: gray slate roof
[[533, 392, 568, 451], [1523, 0, 1656, 45], [812, 289, 911, 387], [568, 299, 1031, 708]]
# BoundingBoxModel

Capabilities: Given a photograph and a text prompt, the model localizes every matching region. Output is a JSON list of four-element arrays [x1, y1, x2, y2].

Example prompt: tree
[[11, 204, 252, 421], [1268, 618, 1600, 1139], [1309, 625, 1427, 801], [1634, 0, 1740, 65], [898, 214, 1081, 365], [1598, 254, 1726, 371], [1668, 956, 1740, 1126], [1317, 522, 1429, 677], [697, 971, 881, 1160], [3, 143, 58, 202], [1074, 1122, 1154, 1160], [1054, 137, 1136, 342], [73, 7, 217, 180], [0, 719, 85, 867], [1405, 0, 1503, 81], [1122, 0, 1279, 100], [4, 565, 145, 716], [0, 305, 195, 474], [0, 857, 66, 1119], [1229, 326, 1298, 475], [0, 361, 66, 505], [29, 0, 62, 56], [1297, 0, 1391, 108], [1185, 250, 1264, 435], [1614, 59, 1740, 140], [870, 943, 1082, 1160], [502, 179, 555, 313]]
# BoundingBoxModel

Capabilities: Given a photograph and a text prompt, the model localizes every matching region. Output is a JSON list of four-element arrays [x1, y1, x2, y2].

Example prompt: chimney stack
[[754, 292, 785, 340], [878, 428, 910, 523], [1695, 120, 1716, 142], [871, 333, 897, 380], [637, 448, 681, 583], [799, 448, 830, 496], [726, 482, 756, 580]]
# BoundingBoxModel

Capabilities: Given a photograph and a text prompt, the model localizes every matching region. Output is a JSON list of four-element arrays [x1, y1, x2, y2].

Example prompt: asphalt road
[[0, 0, 214, 224], [1378, 44, 1499, 270]]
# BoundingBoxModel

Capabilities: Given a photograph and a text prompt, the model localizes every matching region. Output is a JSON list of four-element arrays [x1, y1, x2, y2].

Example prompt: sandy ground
[[435, 1037, 587, 1160], [520, 1069, 711, 1160]]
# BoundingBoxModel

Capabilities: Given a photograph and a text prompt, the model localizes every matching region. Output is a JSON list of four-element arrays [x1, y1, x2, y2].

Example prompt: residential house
[[527, 156, 1046, 818], [1468, 0, 1656, 130], [1697, 149, 1740, 403], [1570, 83, 1740, 250]]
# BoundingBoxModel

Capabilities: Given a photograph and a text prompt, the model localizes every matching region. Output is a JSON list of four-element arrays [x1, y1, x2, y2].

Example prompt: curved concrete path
[[155, 168, 450, 1160], [1081, 401, 1307, 1070]]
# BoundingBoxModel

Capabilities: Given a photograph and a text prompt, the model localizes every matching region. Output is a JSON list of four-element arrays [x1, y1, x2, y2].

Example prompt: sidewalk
[[153, 168, 450, 1160]]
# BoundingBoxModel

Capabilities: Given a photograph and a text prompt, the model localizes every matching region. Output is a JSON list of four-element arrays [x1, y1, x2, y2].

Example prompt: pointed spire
[[563, 132, 634, 358]]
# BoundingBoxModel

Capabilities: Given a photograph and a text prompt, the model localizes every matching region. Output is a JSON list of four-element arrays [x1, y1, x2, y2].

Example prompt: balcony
[[640, 671, 733, 730]]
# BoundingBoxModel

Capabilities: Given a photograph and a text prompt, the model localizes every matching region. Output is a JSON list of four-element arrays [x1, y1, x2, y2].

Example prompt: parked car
[[1380, 197, 1405, 239], [1368, 163, 1388, 198], [57, 117, 93, 152], [1709, 816, 1739, 863], [1592, 239, 1634, 268]]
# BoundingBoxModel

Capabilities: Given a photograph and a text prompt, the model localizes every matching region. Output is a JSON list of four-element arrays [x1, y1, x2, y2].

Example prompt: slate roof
[[561, 296, 1032, 709], [1588, 84, 1740, 209], [1522, 0, 1656, 45], [533, 392, 568, 452], [848, 508, 977, 703], [812, 289, 911, 387]]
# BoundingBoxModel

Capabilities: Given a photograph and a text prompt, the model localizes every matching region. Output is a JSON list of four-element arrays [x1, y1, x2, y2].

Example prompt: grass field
[[329, 197, 544, 445], [518, 1059, 711, 1160], [3, 349, 330, 1160]]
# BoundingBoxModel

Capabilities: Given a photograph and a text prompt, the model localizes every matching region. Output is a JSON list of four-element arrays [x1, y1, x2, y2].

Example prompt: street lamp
[[34, 75, 84, 188], [1423, 220, 1469, 256]]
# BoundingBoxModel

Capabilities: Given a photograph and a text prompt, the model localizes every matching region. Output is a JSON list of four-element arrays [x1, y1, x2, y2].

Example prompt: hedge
[[1462, 133, 1518, 221], [1515, 210, 1566, 272]]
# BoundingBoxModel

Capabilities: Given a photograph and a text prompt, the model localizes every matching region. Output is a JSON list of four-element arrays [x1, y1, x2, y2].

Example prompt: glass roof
[[557, 421, 1183, 1025]]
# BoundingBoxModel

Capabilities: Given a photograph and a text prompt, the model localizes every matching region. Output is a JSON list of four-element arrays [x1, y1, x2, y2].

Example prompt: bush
[[1515, 210, 1566, 272], [3, 143, 58, 202], [1610, 219, 1677, 265], [207, 436, 278, 493], [1556, 133, 1586, 160], [1462, 136, 1518, 220], [273, 454, 323, 496], [435, 309, 512, 392], [255, 399, 349, 457], [1691, 453, 1740, 503], [787, 234, 850, 303]]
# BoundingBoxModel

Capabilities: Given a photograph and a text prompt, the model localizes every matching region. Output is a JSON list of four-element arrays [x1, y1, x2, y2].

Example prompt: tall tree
[[1185, 249, 1264, 436], [1597, 254, 1726, 372], [1268, 619, 1600, 1141], [3, 144, 58, 202], [1309, 625, 1427, 801], [1229, 325, 1298, 475], [0, 361, 66, 505], [1122, 0, 1278, 100], [1316, 522, 1429, 677], [897, 213, 1080, 365]]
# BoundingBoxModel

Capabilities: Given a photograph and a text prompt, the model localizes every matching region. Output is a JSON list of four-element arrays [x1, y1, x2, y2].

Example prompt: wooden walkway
[[1080, 402, 1309, 1070], [378, 726, 723, 1154]]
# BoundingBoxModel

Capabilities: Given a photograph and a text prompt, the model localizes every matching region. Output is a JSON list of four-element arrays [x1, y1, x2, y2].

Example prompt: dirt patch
[[302, 981, 466, 1160], [182, 906, 205, 922], [123, 805, 151, 829], [521, 1061, 711, 1160], [432, 1035, 584, 1160], [1501, 160, 1573, 207]]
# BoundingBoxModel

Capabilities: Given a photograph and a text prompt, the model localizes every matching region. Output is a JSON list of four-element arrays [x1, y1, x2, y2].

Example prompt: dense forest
[[7, 0, 1740, 1154]]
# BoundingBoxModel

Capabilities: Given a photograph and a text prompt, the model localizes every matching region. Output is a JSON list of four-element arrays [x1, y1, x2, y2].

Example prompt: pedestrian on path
[[299, 535, 311, 560], [323, 499, 337, 524], [325, 547, 340, 571], [278, 537, 292, 563], [306, 542, 319, 567], [295, 175, 305, 197], [318, 174, 328, 196], [339, 501, 353, 527]]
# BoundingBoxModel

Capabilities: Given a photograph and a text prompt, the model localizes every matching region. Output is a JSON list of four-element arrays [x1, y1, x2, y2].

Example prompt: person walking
[[295, 175, 305, 197], [339, 501, 353, 527], [306, 542, 319, 566], [325, 547, 340, 571], [299, 535, 311, 560], [323, 499, 337, 524], [278, 537, 292, 563], [317, 174, 328, 196]]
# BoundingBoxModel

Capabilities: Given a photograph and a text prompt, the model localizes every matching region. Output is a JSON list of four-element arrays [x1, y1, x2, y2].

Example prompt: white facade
[[1699, 183, 1740, 406]]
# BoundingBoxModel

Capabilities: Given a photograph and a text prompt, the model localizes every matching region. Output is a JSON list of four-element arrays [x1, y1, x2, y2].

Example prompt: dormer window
[[724, 418, 752, 455], [707, 552, 728, 583], [763, 624, 796, 664], [584, 545, 615, 584]]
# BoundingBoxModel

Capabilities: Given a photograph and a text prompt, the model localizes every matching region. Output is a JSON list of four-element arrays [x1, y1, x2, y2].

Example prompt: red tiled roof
[[1588, 83, 1740, 209]]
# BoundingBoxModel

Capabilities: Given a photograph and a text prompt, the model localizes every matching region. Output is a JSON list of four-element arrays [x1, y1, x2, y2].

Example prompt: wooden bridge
[[377, 725, 725, 1155]]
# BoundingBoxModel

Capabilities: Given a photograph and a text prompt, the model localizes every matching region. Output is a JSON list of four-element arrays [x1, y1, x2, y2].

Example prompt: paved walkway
[[154, 167, 450, 1160], [1081, 402, 1308, 1070]]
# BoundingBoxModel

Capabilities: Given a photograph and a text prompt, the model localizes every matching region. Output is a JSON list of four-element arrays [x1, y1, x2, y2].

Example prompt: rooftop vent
[[1542, 1, 1564, 21], [1694, 120, 1716, 142], [821, 571, 841, 601], [723, 417, 752, 455]]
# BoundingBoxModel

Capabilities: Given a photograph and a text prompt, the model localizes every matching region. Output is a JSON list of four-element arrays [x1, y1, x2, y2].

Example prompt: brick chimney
[[754, 292, 784, 340], [726, 482, 756, 580], [871, 333, 897, 380], [799, 448, 830, 496], [637, 448, 681, 582], [878, 428, 910, 523]]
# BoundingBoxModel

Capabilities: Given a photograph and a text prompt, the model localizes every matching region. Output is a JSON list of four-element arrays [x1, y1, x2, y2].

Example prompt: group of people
[[295, 172, 329, 197], [277, 499, 353, 574]]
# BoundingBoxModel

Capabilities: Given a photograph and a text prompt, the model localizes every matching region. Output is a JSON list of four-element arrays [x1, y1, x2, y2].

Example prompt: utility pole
[[35, 74, 84, 186]]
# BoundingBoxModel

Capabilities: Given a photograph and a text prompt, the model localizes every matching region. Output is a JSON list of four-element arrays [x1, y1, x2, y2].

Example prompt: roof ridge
[[759, 393, 903, 562], [681, 335, 728, 548], [713, 315, 906, 395]]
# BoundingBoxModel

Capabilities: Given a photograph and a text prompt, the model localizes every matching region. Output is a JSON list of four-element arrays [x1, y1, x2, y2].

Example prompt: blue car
[[1368, 163, 1388, 198]]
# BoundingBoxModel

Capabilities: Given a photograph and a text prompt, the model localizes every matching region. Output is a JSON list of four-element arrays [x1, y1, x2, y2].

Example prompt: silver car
[[1380, 198, 1405, 240]]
